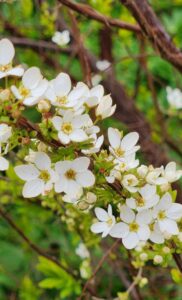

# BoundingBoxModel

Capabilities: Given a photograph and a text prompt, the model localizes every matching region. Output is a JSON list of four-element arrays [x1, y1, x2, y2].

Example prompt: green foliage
[[37, 256, 81, 298]]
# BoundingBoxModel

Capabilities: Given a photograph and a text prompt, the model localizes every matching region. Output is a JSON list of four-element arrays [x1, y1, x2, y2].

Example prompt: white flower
[[166, 86, 182, 109], [152, 192, 182, 235], [0, 156, 9, 171], [106, 153, 139, 184], [162, 162, 182, 183], [146, 166, 166, 185], [11, 67, 48, 106], [126, 184, 159, 211], [52, 30, 70, 47], [121, 174, 139, 193], [96, 60, 111, 71], [14, 152, 59, 198], [96, 95, 116, 119], [0, 38, 24, 79], [110, 206, 151, 249], [91, 205, 116, 237], [108, 128, 140, 160], [52, 111, 91, 145], [76, 243, 90, 259], [84, 85, 104, 108], [0, 124, 12, 143], [82, 134, 104, 155], [55, 157, 95, 198], [137, 165, 148, 178]]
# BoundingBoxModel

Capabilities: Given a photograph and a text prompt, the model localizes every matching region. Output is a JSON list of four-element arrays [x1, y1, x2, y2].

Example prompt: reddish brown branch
[[120, 0, 182, 74], [58, 0, 141, 33]]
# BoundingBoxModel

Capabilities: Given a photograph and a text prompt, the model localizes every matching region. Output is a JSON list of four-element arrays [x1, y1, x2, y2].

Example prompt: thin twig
[[78, 239, 120, 299], [58, 0, 141, 33], [0, 206, 77, 279]]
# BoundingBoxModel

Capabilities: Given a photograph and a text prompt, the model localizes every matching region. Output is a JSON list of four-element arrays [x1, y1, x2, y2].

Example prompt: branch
[[58, 0, 141, 33], [78, 239, 120, 299], [0, 206, 77, 279], [120, 0, 182, 74]]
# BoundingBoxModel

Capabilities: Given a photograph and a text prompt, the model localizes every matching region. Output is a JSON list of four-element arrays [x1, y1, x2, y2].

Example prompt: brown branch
[[68, 10, 92, 87], [78, 239, 120, 299], [58, 0, 141, 33], [120, 0, 182, 74], [0, 206, 77, 279]]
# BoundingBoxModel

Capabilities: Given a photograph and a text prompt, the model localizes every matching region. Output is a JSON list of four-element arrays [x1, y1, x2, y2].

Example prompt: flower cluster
[[0, 38, 182, 252]]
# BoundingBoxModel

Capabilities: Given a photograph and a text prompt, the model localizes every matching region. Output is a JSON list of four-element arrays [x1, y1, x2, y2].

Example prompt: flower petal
[[72, 157, 90, 171], [109, 222, 129, 238], [22, 179, 44, 198], [0, 38, 15, 65], [120, 205, 135, 223], [0, 156, 9, 171], [34, 152, 51, 170], [76, 170, 95, 187], [121, 132, 139, 150], [166, 203, 182, 220], [23, 67, 42, 89], [14, 165, 39, 181], [91, 222, 108, 234], [53, 72, 71, 97], [137, 225, 150, 240], [95, 207, 108, 221], [108, 127, 121, 148], [159, 219, 179, 235], [122, 232, 139, 249]]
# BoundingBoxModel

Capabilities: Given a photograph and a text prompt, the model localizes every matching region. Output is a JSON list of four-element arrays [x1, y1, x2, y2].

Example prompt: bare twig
[[0, 206, 77, 279], [78, 239, 120, 299], [58, 0, 141, 33], [120, 0, 182, 74]]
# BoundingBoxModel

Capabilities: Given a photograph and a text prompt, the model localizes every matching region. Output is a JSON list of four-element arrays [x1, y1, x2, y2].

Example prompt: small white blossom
[[0, 38, 24, 79], [14, 152, 59, 198], [126, 184, 159, 211], [162, 162, 182, 183], [96, 60, 111, 71], [52, 111, 91, 145], [11, 67, 48, 106], [76, 243, 90, 259], [152, 192, 182, 235], [108, 128, 140, 160], [110, 206, 151, 249], [96, 95, 116, 119], [91, 205, 116, 237], [121, 174, 139, 193], [55, 157, 95, 198], [52, 30, 70, 47], [0, 156, 9, 171], [166, 86, 182, 109]]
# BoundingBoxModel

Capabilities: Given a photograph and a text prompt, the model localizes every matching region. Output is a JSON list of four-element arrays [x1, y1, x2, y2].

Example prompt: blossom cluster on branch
[[0, 38, 182, 253]]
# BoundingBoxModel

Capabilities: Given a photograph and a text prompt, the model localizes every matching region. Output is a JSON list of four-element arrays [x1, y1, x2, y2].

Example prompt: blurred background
[[0, 0, 182, 299]]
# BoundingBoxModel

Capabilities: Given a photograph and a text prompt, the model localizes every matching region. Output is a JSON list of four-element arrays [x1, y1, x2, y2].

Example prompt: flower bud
[[154, 255, 163, 264], [162, 246, 170, 254], [0, 89, 10, 101], [140, 253, 148, 261], [38, 99, 51, 113]]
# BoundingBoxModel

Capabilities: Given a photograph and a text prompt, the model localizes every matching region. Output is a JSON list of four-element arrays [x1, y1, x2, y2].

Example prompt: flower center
[[65, 169, 76, 180], [62, 122, 73, 134], [115, 147, 125, 157], [136, 197, 145, 207], [0, 64, 11, 72], [129, 222, 139, 232], [158, 210, 166, 220], [106, 217, 113, 227], [39, 170, 50, 182], [20, 86, 30, 98], [57, 96, 68, 105]]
